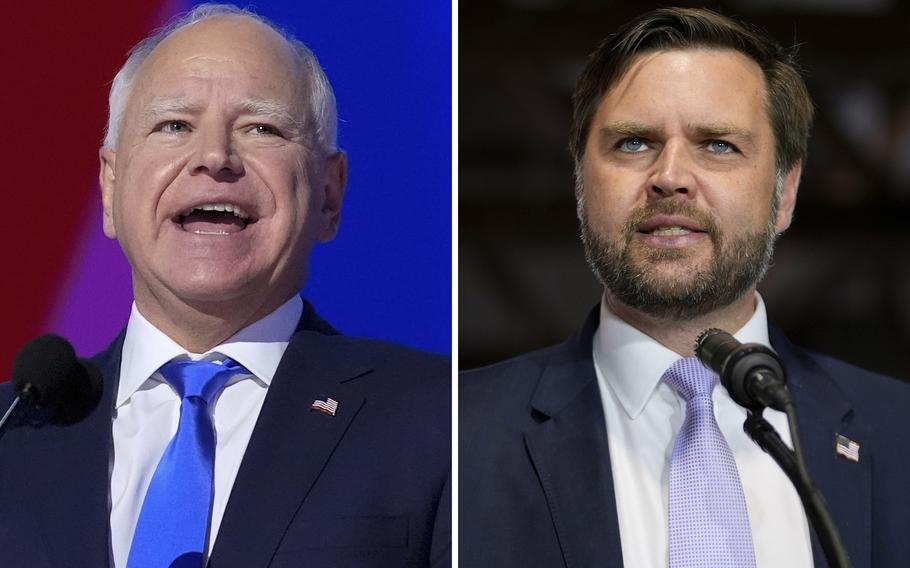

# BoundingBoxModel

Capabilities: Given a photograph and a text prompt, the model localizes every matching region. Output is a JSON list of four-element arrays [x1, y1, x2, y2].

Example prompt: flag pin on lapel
[[310, 396, 339, 417], [834, 433, 860, 462]]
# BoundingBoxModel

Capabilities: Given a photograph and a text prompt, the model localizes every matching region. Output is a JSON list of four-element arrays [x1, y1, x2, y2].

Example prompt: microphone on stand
[[694, 327, 850, 568], [695, 328, 791, 412], [1, 334, 103, 429]]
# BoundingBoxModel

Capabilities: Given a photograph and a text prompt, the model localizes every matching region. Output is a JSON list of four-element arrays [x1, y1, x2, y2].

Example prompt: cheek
[[710, 196, 770, 238], [582, 170, 638, 237], [117, 152, 185, 209], [253, 160, 321, 241], [288, 186, 322, 243], [251, 161, 304, 218], [737, 175, 777, 222], [286, 156, 324, 218]]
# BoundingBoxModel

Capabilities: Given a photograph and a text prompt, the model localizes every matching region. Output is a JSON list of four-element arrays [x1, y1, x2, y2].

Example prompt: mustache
[[621, 200, 719, 239]]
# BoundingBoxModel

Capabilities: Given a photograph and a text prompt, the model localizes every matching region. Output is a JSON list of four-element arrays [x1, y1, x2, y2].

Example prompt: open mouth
[[174, 203, 257, 235], [639, 226, 704, 236], [635, 215, 708, 238]]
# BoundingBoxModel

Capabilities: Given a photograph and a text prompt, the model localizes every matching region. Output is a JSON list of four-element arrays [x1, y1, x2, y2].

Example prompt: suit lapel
[[210, 323, 373, 567], [523, 312, 624, 568], [770, 328, 871, 568]]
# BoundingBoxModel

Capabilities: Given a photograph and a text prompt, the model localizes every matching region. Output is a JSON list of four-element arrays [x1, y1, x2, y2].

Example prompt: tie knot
[[157, 358, 246, 403], [662, 356, 717, 402]]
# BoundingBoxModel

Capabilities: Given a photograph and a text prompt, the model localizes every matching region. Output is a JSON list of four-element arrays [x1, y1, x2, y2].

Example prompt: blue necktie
[[127, 358, 246, 568], [663, 357, 756, 568]]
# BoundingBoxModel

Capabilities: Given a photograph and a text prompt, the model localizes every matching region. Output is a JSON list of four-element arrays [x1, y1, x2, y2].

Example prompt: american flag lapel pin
[[834, 433, 860, 463], [310, 396, 339, 417]]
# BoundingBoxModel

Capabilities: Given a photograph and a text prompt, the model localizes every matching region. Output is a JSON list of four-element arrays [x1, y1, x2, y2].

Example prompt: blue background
[[33, 0, 452, 360]]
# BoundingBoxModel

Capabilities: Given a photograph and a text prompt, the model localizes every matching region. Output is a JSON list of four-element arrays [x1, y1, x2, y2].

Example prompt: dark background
[[459, 0, 910, 379]]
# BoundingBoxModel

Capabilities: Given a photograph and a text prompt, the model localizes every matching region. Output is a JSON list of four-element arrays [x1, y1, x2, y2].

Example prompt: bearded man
[[460, 7, 910, 568]]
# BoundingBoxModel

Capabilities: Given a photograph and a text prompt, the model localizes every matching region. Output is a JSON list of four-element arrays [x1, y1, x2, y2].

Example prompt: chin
[[163, 269, 261, 306], [637, 257, 712, 283]]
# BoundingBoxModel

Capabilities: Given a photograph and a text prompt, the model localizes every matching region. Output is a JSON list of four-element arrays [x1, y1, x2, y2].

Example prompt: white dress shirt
[[110, 296, 303, 568], [592, 294, 813, 567]]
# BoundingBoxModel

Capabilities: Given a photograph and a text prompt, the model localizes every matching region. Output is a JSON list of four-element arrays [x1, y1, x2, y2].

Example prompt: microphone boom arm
[[696, 328, 851, 568], [744, 410, 850, 568]]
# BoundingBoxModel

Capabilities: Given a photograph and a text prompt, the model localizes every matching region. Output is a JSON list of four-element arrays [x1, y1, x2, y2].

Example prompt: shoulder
[[461, 306, 599, 399], [339, 335, 450, 404], [791, 344, 910, 415], [808, 349, 907, 393], [301, 332, 449, 377], [287, 331, 451, 410], [461, 343, 562, 398], [295, 298, 449, 380], [772, 325, 909, 402], [459, 340, 576, 437], [334, 335, 450, 374], [772, 329, 910, 436]]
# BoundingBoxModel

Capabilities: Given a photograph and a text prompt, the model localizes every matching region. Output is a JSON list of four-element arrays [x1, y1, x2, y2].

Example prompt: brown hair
[[569, 7, 813, 175]]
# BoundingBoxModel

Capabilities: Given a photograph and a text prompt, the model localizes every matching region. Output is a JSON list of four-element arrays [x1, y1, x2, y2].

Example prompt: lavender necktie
[[663, 357, 756, 568]]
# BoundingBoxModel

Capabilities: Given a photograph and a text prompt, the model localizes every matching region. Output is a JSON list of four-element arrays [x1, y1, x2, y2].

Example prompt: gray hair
[[102, 3, 338, 152]]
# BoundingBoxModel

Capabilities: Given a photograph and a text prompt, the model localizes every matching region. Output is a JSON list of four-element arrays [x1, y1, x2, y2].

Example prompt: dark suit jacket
[[460, 307, 910, 567], [0, 300, 451, 567]]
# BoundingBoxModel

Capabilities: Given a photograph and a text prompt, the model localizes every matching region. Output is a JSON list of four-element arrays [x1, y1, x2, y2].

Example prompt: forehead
[[127, 17, 302, 111], [595, 48, 770, 130]]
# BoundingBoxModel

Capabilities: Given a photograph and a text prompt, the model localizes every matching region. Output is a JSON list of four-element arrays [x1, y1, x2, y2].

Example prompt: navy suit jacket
[[0, 300, 451, 567], [460, 307, 910, 567]]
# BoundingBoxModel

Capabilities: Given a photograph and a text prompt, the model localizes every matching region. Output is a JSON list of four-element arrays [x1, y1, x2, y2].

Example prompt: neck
[[133, 286, 295, 353], [604, 289, 758, 357]]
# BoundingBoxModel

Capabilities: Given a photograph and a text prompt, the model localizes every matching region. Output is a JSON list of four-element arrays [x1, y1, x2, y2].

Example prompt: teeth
[[182, 202, 250, 220], [651, 226, 691, 236]]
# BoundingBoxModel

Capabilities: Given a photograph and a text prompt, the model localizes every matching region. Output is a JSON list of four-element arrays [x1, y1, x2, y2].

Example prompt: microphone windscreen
[[11, 334, 103, 425], [695, 328, 740, 376], [12, 334, 79, 407]]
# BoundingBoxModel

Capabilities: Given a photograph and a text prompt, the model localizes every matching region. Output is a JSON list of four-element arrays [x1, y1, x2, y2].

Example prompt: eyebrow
[[140, 96, 303, 131], [598, 120, 755, 143], [691, 123, 755, 144], [237, 98, 302, 129], [142, 96, 204, 121], [598, 121, 661, 140]]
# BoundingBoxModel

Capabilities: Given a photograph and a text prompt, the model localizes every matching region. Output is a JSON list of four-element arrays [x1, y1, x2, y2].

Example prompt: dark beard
[[580, 200, 777, 320]]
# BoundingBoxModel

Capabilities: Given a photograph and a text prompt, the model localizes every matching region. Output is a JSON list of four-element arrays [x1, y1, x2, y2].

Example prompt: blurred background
[[459, 0, 910, 379], [0, 0, 452, 377]]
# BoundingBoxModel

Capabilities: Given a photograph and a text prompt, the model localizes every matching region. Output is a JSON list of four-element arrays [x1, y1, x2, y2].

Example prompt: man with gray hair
[[0, 5, 450, 568]]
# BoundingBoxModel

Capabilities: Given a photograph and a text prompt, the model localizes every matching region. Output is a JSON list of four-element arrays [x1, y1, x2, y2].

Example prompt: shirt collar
[[592, 292, 771, 420], [116, 295, 303, 408]]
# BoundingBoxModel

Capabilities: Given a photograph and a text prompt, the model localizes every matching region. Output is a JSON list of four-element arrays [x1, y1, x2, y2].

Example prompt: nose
[[188, 126, 244, 179], [647, 140, 696, 199]]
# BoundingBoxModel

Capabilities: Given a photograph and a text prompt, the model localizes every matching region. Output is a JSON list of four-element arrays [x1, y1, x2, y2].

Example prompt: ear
[[316, 150, 348, 243], [773, 162, 801, 233], [99, 147, 118, 239]]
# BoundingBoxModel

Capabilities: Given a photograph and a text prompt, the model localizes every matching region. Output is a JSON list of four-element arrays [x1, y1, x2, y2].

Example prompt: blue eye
[[618, 138, 649, 153], [251, 124, 282, 137], [707, 140, 736, 154], [157, 121, 190, 134]]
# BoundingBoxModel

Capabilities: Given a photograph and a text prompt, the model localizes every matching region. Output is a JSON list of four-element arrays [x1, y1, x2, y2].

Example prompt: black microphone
[[695, 328, 791, 411], [5, 334, 103, 426], [696, 330, 850, 568]]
